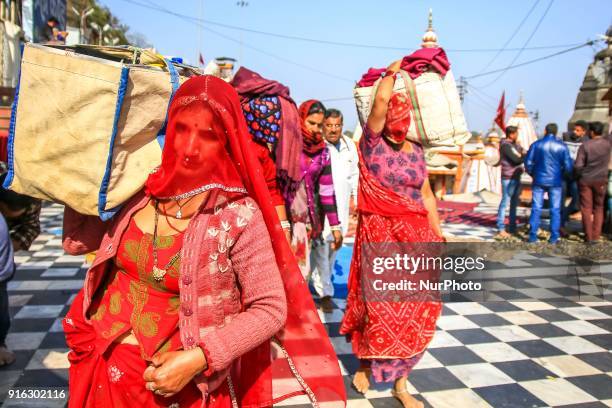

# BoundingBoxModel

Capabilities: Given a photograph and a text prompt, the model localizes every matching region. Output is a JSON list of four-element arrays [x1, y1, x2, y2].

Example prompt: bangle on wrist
[[382, 69, 397, 79], [280, 220, 291, 230], [330, 225, 342, 232]]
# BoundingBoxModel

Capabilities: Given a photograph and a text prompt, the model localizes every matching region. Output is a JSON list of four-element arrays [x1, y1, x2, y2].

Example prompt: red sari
[[340, 150, 442, 359], [63, 218, 233, 407], [64, 76, 345, 408]]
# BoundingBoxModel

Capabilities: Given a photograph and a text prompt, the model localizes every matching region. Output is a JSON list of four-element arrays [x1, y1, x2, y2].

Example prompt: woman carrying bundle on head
[[61, 75, 346, 408], [230, 67, 303, 244], [340, 60, 444, 408]]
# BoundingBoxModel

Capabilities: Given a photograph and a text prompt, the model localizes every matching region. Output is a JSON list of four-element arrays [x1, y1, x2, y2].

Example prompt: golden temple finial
[[422, 8, 439, 48]]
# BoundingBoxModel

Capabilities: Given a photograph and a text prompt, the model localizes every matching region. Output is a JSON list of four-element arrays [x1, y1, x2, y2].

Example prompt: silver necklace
[[152, 200, 180, 282], [172, 195, 196, 219]]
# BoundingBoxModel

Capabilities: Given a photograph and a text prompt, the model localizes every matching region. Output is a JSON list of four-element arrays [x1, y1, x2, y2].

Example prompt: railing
[[0, 0, 20, 25]]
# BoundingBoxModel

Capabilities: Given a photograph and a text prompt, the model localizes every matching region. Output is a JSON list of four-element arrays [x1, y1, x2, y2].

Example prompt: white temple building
[[506, 94, 539, 152]]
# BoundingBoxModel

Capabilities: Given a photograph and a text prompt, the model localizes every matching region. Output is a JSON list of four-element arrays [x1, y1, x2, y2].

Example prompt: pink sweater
[[62, 189, 287, 397]]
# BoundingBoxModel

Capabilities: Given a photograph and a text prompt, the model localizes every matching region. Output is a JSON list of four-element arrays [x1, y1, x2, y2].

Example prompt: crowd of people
[[0, 57, 610, 408], [496, 121, 611, 244]]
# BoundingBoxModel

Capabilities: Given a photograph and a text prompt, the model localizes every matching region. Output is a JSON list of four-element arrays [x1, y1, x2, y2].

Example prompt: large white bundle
[[353, 69, 470, 147]]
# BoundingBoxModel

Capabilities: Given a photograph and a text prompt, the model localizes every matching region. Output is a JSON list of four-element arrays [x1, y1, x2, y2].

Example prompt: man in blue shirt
[[525, 123, 573, 244]]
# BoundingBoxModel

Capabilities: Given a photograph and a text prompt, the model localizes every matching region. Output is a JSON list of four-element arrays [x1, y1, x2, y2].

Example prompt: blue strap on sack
[[99, 58, 180, 220], [3, 43, 25, 190], [98, 66, 131, 221], [156, 58, 180, 149]]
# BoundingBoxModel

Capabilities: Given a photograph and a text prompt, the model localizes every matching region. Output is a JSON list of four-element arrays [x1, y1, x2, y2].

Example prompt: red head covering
[[383, 93, 412, 145], [298, 99, 327, 156], [146, 76, 346, 407], [146, 78, 247, 199]]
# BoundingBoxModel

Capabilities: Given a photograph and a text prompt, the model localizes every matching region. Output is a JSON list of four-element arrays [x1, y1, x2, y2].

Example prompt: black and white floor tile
[[1, 204, 611, 408]]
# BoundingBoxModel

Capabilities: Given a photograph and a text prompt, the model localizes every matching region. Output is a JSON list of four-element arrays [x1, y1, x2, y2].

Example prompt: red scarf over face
[[383, 92, 412, 145], [146, 76, 346, 407], [298, 100, 326, 156], [145, 93, 245, 199]]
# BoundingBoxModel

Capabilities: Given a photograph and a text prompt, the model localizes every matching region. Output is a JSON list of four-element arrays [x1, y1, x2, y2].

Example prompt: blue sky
[[100, 0, 611, 134]]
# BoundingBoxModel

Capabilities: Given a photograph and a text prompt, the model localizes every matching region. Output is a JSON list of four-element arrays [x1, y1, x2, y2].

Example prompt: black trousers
[[0, 279, 10, 346]]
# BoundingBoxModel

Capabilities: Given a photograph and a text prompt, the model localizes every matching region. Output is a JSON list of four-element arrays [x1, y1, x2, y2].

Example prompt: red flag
[[494, 91, 506, 130], [198, 52, 205, 66]]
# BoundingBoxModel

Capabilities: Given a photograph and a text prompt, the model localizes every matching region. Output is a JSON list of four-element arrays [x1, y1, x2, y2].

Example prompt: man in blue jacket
[[525, 123, 573, 244]]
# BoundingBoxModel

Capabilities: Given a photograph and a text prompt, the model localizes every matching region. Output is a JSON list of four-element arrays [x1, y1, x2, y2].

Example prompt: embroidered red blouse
[[88, 218, 184, 360]]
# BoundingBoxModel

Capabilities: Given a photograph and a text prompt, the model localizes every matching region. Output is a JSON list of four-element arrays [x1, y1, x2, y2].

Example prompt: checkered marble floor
[[439, 201, 514, 241], [1, 204, 611, 408], [440, 201, 584, 242]]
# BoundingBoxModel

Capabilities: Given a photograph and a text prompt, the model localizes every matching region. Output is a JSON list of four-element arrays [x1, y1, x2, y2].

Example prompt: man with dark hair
[[496, 125, 524, 239], [309, 108, 358, 313], [40, 17, 68, 44], [0, 174, 42, 251], [561, 120, 589, 231], [525, 123, 573, 243], [566, 120, 588, 141], [574, 122, 611, 243]]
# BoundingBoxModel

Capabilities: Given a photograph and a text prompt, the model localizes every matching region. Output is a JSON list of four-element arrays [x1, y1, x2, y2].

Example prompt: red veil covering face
[[383, 93, 412, 145], [339, 147, 443, 359], [146, 76, 346, 407]]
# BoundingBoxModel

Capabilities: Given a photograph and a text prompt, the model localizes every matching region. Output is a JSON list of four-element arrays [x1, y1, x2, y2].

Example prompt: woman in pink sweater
[[62, 76, 346, 407]]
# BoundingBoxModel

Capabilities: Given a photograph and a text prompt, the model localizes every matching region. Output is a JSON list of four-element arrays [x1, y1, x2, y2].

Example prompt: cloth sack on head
[[354, 48, 470, 147], [3, 43, 197, 219]]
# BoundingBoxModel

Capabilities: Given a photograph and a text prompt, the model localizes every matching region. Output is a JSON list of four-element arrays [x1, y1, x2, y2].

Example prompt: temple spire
[[422, 8, 439, 48], [514, 91, 528, 118]]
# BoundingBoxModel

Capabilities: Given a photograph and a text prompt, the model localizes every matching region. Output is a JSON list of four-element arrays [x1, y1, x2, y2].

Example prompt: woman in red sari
[[61, 75, 346, 407], [340, 61, 443, 408]]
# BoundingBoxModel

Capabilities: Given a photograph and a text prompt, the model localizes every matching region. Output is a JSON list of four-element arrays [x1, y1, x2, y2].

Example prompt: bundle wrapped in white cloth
[[353, 56, 470, 147]]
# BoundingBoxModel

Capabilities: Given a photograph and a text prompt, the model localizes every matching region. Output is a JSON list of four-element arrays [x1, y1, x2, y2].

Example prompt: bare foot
[[392, 379, 423, 408], [352, 367, 370, 394], [0, 346, 16, 367]]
